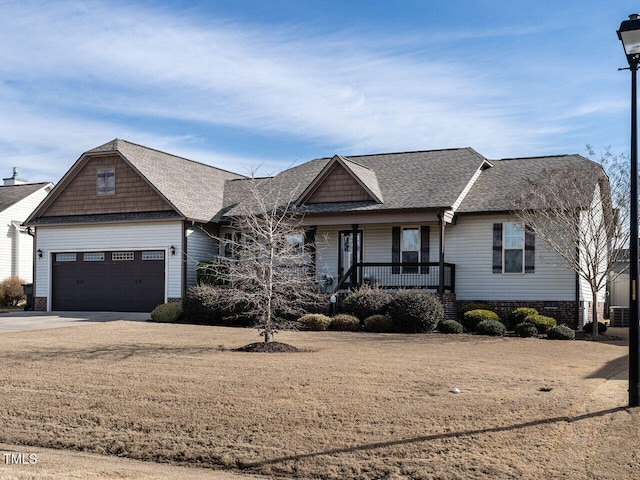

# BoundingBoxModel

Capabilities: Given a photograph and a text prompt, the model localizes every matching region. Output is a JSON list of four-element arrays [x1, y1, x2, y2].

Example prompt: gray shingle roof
[[221, 148, 489, 217], [87, 139, 246, 222], [0, 183, 50, 213], [456, 154, 601, 213]]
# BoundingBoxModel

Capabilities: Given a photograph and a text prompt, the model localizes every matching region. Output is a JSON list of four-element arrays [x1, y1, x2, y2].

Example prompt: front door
[[338, 230, 362, 288]]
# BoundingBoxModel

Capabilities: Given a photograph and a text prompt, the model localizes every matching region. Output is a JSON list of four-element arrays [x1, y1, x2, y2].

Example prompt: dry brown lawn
[[0, 321, 637, 479]]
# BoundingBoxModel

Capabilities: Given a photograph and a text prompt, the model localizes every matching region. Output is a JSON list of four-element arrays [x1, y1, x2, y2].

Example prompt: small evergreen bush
[[547, 325, 575, 340], [298, 313, 332, 331], [340, 287, 392, 320], [463, 309, 501, 332], [386, 291, 444, 333], [150, 302, 183, 323], [507, 307, 539, 329], [328, 313, 361, 331], [475, 319, 506, 336], [582, 321, 608, 334], [515, 322, 538, 338], [364, 314, 394, 333], [0, 276, 26, 307], [437, 319, 464, 334], [459, 303, 494, 321], [524, 314, 557, 334]]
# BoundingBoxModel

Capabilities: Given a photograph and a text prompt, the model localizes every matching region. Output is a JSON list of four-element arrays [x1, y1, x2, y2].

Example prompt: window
[[56, 253, 76, 262], [97, 168, 115, 195], [113, 252, 134, 261], [84, 252, 105, 262], [402, 227, 419, 273], [286, 232, 304, 254], [503, 223, 524, 273], [222, 233, 234, 258], [142, 251, 164, 261]]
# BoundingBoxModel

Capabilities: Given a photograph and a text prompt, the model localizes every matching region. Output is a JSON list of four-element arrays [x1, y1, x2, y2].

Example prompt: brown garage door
[[52, 251, 165, 312]]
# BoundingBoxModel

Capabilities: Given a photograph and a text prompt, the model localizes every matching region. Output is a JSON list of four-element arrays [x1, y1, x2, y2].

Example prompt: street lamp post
[[618, 13, 640, 407]]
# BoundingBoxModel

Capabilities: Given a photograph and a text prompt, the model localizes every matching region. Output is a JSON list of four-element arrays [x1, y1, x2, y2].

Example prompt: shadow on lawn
[[0, 344, 216, 362], [586, 355, 628, 379], [238, 406, 628, 470]]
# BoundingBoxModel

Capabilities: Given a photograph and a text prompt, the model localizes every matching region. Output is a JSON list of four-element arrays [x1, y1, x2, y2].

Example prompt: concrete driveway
[[0, 311, 150, 333]]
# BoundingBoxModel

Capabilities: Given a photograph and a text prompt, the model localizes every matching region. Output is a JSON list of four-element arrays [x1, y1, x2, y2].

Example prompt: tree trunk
[[264, 328, 272, 343], [591, 289, 599, 339]]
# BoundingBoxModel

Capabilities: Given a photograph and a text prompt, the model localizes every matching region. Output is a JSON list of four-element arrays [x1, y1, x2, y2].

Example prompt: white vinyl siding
[[185, 224, 218, 287], [0, 184, 52, 283], [446, 214, 575, 301], [34, 221, 183, 308]]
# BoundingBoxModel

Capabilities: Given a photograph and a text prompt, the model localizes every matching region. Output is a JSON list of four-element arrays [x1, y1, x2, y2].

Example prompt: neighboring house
[[0, 169, 53, 283], [26, 139, 608, 326]]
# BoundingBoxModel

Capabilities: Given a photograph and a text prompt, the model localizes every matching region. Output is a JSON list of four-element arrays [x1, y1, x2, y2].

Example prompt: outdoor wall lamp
[[170, 245, 176, 256], [617, 13, 640, 407], [37, 249, 42, 258]]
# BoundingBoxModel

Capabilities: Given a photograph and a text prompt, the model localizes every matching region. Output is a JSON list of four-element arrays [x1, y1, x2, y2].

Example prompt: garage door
[[52, 251, 165, 312]]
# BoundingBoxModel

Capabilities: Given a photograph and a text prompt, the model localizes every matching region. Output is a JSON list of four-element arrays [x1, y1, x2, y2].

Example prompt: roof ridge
[[343, 146, 474, 159], [96, 138, 248, 178], [495, 154, 575, 161]]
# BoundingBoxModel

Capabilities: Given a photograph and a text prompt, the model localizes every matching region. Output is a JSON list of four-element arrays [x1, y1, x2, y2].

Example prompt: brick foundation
[[34, 297, 47, 311], [456, 300, 580, 329], [167, 298, 182, 303], [439, 293, 457, 320]]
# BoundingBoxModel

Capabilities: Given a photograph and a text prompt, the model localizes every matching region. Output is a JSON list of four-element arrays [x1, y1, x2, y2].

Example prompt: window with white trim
[[97, 168, 115, 196], [401, 227, 419, 273], [84, 252, 105, 262], [142, 251, 164, 261], [503, 223, 524, 273], [113, 252, 134, 261]]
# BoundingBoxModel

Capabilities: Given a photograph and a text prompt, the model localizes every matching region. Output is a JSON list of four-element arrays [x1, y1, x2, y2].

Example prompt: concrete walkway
[[0, 311, 150, 333]]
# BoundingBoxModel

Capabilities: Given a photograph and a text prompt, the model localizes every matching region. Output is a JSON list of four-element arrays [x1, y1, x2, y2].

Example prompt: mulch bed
[[233, 341, 305, 353]]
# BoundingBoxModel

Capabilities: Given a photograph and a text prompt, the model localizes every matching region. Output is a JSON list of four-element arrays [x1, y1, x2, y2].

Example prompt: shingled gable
[[26, 139, 245, 225], [296, 154, 383, 204]]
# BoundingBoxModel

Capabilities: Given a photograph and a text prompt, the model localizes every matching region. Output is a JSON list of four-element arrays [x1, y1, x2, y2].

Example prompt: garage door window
[[142, 251, 164, 260], [56, 253, 76, 262], [112, 252, 134, 261], [84, 253, 105, 261]]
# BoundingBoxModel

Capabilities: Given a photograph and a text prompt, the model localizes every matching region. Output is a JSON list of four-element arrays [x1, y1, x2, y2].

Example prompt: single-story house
[[25, 139, 607, 325], [0, 169, 53, 283]]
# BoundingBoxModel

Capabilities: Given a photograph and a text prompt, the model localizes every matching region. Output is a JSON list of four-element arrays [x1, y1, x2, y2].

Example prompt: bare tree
[[203, 177, 323, 343], [512, 147, 630, 338]]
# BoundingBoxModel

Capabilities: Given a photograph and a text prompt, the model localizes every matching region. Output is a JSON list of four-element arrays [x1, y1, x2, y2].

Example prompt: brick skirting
[[34, 297, 47, 311]]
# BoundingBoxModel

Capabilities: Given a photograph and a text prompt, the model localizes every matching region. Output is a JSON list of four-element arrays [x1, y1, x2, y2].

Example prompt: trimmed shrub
[[364, 314, 394, 333], [0, 276, 26, 307], [507, 307, 539, 329], [437, 319, 464, 334], [459, 303, 494, 321], [582, 321, 608, 334], [548, 325, 575, 340], [463, 309, 501, 332], [515, 322, 538, 338], [524, 314, 557, 334], [475, 319, 506, 336], [150, 302, 183, 323], [328, 314, 361, 331], [340, 287, 392, 320], [298, 313, 331, 331], [386, 291, 444, 333], [182, 285, 250, 326]]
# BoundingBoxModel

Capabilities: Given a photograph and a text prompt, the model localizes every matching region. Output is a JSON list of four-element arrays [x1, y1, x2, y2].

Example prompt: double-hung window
[[503, 223, 524, 273], [401, 227, 419, 273]]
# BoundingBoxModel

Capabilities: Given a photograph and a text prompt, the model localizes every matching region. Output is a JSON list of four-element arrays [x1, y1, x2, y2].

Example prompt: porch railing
[[334, 262, 455, 293]]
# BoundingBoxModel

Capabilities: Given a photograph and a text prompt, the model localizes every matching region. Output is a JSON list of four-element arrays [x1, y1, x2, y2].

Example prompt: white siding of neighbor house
[[0, 185, 52, 283], [316, 215, 576, 301], [34, 221, 184, 307], [185, 224, 218, 287], [445, 214, 576, 301]]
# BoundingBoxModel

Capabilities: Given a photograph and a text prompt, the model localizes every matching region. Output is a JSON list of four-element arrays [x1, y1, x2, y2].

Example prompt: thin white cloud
[[0, 0, 626, 180]]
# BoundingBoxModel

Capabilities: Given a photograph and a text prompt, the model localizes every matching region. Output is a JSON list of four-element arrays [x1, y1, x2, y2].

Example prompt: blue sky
[[0, 0, 638, 182]]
